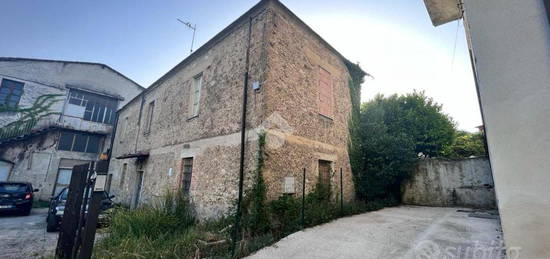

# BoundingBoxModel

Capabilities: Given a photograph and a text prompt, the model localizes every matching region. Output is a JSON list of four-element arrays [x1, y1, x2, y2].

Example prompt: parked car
[[46, 187, 115, 232], [0, 182, 39, 215]]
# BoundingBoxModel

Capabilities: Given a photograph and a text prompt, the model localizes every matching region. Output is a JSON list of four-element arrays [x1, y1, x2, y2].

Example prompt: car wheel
[[46, 213, 58, 232]]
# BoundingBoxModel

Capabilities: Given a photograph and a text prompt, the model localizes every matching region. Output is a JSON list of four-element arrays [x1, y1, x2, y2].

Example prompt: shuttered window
[[144, 101, 155, 134], [318, 68, 333, 118], [189, 74, 202, 118]]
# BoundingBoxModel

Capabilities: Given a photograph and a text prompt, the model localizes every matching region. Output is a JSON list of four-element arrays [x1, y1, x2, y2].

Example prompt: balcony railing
[[0, 115, 60, 141], [0, 113, 113, 143]]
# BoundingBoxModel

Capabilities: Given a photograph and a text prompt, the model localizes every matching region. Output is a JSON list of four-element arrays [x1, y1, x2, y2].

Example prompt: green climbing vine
[[344, 60, 367, 200], [0, 94, 64, 140]]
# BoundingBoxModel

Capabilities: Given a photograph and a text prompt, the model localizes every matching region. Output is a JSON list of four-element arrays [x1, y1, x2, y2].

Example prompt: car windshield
[[0, 183, 28, 193], [59, 189, 68, 200]]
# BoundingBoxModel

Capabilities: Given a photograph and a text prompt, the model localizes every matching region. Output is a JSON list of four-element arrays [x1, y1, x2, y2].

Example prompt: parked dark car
[[0, 182, 39, 215], [46, 187, 114, 232]]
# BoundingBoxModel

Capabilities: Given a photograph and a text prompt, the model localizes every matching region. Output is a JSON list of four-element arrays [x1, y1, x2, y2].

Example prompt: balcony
[[0, 112, 113, 145]]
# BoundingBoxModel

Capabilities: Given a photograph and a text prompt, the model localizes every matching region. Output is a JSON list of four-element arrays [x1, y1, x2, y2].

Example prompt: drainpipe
[[232, 16, 253, 257]]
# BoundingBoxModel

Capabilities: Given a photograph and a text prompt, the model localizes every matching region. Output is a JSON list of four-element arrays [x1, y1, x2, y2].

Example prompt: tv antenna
[[177, 19, 196, 54]]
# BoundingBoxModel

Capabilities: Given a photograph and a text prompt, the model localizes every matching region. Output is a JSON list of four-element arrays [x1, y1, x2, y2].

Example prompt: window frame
[[181, 157, 193, 193], [317, 67, 334, 119], [144, 101, 155, 135], [0, 78, 25, 108], [189, 73, 203, 118], [67, 89, 118, 125], [57, 131, 102, 154]]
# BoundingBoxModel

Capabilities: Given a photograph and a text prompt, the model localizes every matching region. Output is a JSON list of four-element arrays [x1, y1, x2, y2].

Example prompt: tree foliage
[[353, 91, 456, 201], [442, 130, 486, 159]]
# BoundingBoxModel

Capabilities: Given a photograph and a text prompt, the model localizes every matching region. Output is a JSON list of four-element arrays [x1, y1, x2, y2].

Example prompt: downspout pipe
[[232, 16, 253, 257]]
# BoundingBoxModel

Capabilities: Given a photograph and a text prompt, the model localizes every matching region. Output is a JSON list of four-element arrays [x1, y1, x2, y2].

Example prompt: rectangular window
[[72, 134, 88, 152], [67, 89, 118, 124], [318, 160, 332, 188], [58, 132, 102, 154], [0, 79, 24, 108], [182, 158, 193, 193], [317, 68, 333, 118], [58, 132, 75, 150], [85, 135, 101, 153], [144, 101, 155, 134], [189, 74, 202, 118]]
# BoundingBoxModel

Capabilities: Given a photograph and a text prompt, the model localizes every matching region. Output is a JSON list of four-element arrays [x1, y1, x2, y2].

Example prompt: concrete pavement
[[248, 206, 505, 259], [0, 208, 58, 259]]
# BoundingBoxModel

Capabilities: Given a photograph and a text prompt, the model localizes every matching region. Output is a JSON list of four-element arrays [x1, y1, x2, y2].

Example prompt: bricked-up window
[[0, 79, 24, 108], [58, 132, 102, 153], [119, 163, 127, 188], [317, 67, 333, 118], [182, 158, 193, 193], [189, 73, 202, 118], [144, 101, 155, 134]]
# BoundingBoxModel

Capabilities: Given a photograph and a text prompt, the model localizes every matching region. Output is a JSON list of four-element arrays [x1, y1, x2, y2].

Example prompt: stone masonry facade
[[109, 0, 362, 219]]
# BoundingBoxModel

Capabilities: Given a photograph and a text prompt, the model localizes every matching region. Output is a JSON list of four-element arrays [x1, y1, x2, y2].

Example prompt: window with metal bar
[[182, 158, 193, 193]]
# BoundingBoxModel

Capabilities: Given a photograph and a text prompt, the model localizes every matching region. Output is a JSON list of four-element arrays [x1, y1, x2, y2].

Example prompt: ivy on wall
[[344, 60, 367, 199], [0, 94, 64, 140]]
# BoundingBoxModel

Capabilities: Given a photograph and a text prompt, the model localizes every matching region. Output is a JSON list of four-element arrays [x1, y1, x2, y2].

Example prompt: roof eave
[[422, 0, 463, 26]]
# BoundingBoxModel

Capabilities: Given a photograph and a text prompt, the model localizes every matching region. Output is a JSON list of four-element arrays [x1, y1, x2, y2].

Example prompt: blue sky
[[0, 0, 481, 130]]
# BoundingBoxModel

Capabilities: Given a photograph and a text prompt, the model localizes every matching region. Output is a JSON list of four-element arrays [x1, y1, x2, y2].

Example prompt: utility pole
[[177, 19, 196, 54]]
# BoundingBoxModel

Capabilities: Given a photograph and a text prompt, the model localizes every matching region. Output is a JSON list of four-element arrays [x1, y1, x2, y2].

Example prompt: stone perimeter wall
[[402, 157, 496, 209]]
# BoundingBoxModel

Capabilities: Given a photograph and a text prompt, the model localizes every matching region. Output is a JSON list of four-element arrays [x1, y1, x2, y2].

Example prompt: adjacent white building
[[0, 57, 143, 200], [422, 0, 550, 258]]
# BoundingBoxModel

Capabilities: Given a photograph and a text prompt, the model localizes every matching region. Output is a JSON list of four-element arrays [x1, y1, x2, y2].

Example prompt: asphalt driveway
[[0, 208, 58, 259], [249, 206, 504, 259]]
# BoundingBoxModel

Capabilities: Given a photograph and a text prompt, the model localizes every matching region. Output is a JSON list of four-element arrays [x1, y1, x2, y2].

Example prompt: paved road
[[249, 206, 505, 259], [0, 208, 58, 259]]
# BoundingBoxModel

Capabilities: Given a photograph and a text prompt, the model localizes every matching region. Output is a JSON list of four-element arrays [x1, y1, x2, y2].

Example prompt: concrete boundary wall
[[402, 157, 496, 209]]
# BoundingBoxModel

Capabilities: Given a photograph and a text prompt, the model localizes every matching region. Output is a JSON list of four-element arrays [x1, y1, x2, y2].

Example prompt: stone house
[[0, 58, 143, 200], [109, 0, 366, 219]]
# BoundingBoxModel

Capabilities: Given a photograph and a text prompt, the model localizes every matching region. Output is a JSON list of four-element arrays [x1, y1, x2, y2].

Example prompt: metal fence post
[[340, 168, 343, 215], [301, 168, 306, 228]]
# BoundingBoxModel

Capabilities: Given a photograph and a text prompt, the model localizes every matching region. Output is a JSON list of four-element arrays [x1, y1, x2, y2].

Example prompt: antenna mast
[[177, 18, 196, 54]]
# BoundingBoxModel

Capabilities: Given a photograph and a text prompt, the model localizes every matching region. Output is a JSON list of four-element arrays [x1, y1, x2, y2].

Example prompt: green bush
[[95, 191, 200, 259]]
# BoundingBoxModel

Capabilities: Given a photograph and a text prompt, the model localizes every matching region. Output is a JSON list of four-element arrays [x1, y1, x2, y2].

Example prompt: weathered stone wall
[[109, 0, 359, 218], [402, 157, 496, 209], [110, 6, 270, 219], [261, 4, 355, 201]]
